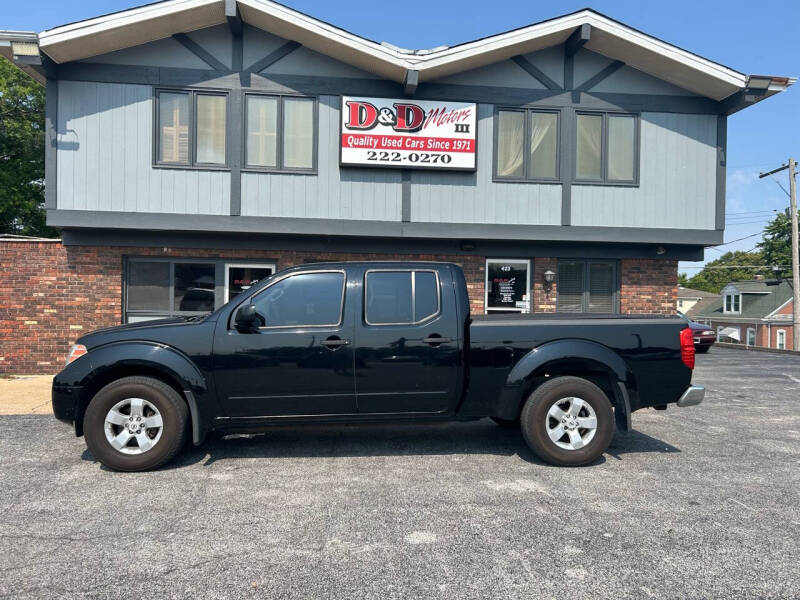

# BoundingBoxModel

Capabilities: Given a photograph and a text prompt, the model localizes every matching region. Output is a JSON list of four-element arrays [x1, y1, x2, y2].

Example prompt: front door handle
[[321, 336, 351, 349], [423, 335, 452, 346]]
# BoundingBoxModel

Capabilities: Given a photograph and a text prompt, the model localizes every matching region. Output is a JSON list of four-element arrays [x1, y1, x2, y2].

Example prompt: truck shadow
[[152, 419, 679, 469]]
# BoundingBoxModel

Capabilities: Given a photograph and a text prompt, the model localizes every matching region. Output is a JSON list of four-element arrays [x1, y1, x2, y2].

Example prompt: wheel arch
[[73, 342, 206, 442], [495, 339, 635, 429]]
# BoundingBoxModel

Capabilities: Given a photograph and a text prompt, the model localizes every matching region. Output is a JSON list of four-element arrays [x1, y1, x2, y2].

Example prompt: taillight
[[680, 327, 695, 369], [66, 344, 88, 366]]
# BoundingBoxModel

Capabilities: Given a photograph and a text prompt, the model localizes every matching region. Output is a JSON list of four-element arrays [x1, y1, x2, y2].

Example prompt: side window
[[252, 272, 344, 328], [365, 271, 439, 325]]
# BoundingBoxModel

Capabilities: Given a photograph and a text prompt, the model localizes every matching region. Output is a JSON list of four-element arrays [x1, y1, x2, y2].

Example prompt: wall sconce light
[[543, 269, 556, 292], [656, 246, 666, 255]]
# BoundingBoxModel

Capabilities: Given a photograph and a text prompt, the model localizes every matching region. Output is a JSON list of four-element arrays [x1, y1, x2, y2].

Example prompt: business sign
[[340, 96, 477, 170]]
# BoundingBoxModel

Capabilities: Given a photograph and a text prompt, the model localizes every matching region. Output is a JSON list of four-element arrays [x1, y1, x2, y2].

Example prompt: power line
[[681, 264, 791, 270]]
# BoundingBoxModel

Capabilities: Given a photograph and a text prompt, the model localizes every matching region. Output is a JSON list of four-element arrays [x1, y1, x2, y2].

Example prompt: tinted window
[[253, 272, 344, 327], [174, 263, 215, 312], [366, 272, 412, 324], [127, 261, 170, 311], [414, 272, 439, 321]]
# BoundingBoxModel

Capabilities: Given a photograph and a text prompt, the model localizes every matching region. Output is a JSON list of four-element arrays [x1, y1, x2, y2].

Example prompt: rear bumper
[[677, 385, 705, 407]]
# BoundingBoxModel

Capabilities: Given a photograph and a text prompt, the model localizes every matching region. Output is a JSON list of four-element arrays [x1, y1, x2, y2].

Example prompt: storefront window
[[485, 259, 531, 313], [226, 265, 275, 302], [125, 258, 275, 323]]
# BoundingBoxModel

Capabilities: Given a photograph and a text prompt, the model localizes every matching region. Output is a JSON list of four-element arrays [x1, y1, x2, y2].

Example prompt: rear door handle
[[321, 336, 351, 348], [423, 335, 452, 346]]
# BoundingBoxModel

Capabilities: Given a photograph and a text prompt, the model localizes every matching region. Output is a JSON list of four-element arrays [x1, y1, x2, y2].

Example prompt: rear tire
[[83, 376, 189, 472], [520, 376, 614, 466], [490, 416, 520, 428]]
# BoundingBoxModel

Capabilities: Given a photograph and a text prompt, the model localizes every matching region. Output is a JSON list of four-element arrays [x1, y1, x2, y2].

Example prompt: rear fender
[[496, 339, 634, 430]]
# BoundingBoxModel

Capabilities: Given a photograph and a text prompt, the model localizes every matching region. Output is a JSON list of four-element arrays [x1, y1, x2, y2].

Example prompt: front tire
[[83, 376, 189, 472], [520, 376, 614, 466]]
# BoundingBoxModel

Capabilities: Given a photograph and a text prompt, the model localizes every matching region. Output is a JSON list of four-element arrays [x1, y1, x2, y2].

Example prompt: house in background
[[0, 2, 794, 373], [688, 279, 795, 350], [677, 286, 719, 313]]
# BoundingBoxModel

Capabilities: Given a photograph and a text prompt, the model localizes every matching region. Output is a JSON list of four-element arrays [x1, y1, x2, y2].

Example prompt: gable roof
[[690, 279, 795, 320], [16, 1, 793, 102]]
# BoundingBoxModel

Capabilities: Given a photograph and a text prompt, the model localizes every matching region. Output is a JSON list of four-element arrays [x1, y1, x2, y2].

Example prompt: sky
[[4, 0, 798, 276]]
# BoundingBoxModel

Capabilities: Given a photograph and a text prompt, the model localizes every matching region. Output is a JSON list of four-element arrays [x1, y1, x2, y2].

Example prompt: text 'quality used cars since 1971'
[[52, 262, 704, 471]]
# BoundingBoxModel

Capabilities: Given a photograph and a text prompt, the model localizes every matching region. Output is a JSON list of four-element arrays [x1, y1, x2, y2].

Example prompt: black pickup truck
[[53, 261, 704, 471]]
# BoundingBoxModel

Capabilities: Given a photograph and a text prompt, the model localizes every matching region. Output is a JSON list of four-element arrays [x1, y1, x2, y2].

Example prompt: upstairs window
[[156, 89, 227, 168], [576, 112, 638, 184], [557, 260, 618, 313], [723, 293, 741, 314], [246, 94, 316, 172], [495, 109, 559, 182]]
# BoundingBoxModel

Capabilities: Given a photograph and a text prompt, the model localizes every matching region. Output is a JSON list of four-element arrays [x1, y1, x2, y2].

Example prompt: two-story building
[[0, 1, 793, 373]]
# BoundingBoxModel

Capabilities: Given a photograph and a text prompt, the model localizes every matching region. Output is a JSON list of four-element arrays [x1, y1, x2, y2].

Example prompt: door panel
[[213, 270, 356, 417], [354, 269, 461, 414]]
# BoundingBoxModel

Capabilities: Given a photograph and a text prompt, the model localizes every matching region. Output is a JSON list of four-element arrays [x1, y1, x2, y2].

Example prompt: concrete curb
[[715, 342, 800, 356]]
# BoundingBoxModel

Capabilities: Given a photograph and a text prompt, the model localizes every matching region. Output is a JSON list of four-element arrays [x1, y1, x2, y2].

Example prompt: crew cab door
[[354, 267, 462, 414], [213, 269, 356, 417]]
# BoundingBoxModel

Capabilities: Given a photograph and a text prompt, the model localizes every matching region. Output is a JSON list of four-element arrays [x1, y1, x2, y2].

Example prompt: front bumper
[[677, 385, 705, 407], [52, 381, 81, 425]]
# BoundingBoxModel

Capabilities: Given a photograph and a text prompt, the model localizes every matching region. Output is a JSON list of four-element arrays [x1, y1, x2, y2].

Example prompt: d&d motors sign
[[340, 96, 477, 170]]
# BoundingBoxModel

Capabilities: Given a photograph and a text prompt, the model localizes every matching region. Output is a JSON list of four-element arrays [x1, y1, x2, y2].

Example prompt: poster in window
[[487, 262, 529, 312], [227, 266, 274, 301]]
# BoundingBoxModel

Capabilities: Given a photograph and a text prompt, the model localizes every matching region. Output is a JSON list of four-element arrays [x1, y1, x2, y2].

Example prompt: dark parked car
[[679, 312, 717, 353], [53, 262, 704, 471]]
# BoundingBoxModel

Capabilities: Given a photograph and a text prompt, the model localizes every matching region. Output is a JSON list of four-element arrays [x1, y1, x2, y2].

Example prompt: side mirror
[[234, 304, 262, 331]]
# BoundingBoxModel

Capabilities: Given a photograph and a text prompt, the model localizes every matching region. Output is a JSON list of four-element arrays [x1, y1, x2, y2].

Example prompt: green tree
[[0, 59, 56, 237], [757, 210, 796, 277], [678, 272, 689, 286], [685, 250, 765, 293]]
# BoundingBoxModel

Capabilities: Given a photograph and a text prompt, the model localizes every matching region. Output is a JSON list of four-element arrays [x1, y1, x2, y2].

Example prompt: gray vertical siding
[[57, 80, 229, 215], [241, 95, 402, 221], [410, 104, 562, 225], [570, 113, 717, 229]]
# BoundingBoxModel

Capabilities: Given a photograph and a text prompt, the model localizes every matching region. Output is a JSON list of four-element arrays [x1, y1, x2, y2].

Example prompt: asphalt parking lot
[[1, 346, 798, 599]]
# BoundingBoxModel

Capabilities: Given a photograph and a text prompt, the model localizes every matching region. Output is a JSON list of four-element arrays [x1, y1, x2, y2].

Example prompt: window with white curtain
[[575, 111, 638, 184], [245, 94, 316, 172], [495, 109, 559, 181], [156, 89, 227, 167]]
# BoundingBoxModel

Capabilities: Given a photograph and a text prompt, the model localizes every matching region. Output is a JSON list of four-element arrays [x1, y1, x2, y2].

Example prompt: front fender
[[54, 341, 210, 443]]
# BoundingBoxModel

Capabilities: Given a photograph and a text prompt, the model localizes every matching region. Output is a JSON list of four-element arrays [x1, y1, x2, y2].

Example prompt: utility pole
[[759, 159, 799, 350]]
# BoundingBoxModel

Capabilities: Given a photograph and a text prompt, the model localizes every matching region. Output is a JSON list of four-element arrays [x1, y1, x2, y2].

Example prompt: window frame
[[493, 107, 561, 184], [153, 88, 230, 171], [723, 293, 742, 314], [363, 269, 442, 326], [123, 257, 278, 323], [247, 269, 346, 330], [573, 110, 640, 187], [555, 259, 620, 314], [484, 258, 532, 314], [242, 92, 318, 174], [776, 329, 786, 350], [224, 262, 277, 304]]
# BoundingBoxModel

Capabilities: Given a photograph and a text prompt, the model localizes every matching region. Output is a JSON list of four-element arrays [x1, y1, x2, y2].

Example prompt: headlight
[[66, 344, 88, 365]]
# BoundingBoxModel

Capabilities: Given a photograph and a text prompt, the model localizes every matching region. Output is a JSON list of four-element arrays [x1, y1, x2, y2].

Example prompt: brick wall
[[0, 242, 678, 374], [620, 259, 678, 314]]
